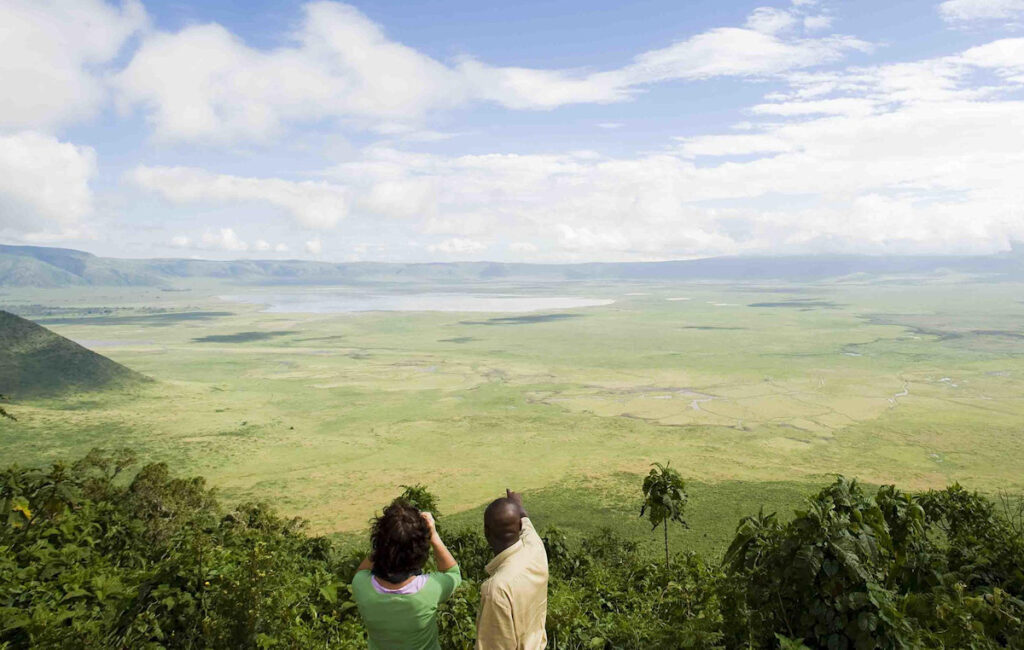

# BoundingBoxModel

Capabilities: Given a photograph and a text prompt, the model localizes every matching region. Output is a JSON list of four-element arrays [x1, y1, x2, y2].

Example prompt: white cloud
[[0, 132, 97, 238], [509, 242, 539, 253], [172, 233, 293, 254], [959, 38, 1024, 79], [312, 32, 1024, 261], [130, 166, 348, 229], [750, 97, 876, 116], [202, 228, 248, 251], [0, 0, 146, 130], [428, 238, 487, 255], [746, 7, 798, 34], [113, 2, 464, 142], [147, 29, 1024, 263], [619, 29, 870, 85], [113, 1, 870, 142], [17, 1, 1015, 262], [372, 122, 459, 142], [803, 15, 834, 31], [457, 61, 632, 109], [939, 0, 1024, 22], [460, 3, 870, 110], [676, 133, 795, 157]]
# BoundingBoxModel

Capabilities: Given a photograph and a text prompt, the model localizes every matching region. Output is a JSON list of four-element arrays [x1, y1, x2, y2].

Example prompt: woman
[[352, 500, 461, 649]]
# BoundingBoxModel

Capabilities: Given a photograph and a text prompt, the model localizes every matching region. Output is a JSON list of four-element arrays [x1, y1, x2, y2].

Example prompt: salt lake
[[219, 292, 614, 313]]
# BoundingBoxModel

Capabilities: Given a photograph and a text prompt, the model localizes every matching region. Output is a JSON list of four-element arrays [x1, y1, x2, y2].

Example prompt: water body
[[220, 292, 614, 314]]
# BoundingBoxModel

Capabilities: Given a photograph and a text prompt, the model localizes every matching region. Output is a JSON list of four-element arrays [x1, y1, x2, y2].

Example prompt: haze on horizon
[[1, 0, 1023, 264]]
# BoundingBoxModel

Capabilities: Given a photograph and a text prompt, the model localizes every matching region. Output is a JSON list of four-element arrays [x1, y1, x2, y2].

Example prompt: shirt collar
[[485, 539, 523, 576]]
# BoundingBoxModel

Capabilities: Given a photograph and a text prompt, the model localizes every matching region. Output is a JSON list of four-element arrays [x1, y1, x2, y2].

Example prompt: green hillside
[[0, 245, 162, 287], [0, 310, 149, 398]]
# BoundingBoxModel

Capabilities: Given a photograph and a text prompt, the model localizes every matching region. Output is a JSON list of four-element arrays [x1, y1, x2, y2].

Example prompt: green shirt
[[352, 566, 462, 650]]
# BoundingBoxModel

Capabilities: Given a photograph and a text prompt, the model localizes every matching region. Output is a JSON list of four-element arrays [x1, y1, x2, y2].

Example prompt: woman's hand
[[420, 511, 436, 533]]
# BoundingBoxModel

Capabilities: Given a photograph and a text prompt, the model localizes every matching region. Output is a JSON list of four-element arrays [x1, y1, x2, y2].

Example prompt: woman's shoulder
[[351, 569, 373, 591], [426, 565, 462, 597], [428, 565, 461, 579]]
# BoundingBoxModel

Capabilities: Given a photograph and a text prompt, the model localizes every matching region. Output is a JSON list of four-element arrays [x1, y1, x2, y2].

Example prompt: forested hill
[[0, 311, 149, 398], [2, 243, 1024, 287]]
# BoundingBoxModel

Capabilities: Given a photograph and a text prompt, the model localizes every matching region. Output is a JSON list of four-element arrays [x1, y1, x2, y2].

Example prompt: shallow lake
[[219, 292, 614, 314]]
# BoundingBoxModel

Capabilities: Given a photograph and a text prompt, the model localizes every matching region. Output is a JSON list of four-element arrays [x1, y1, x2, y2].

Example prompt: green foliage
[[0, 451, 364, 648], [640, 462, 688, 565], [2, 453, 1022, 649], [775, 634, 813, 649], [722, 476, 1024, 649], [722, 476, 910, 649], [397, 484, 441, 518], [545, 530, 724, 649]]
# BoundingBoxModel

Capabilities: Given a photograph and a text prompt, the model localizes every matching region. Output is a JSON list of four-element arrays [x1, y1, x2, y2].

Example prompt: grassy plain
[[2, 277, 1023, 557]]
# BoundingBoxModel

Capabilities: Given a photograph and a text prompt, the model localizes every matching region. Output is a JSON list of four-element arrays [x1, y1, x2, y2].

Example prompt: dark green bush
[[722, 477, 1024, 649], [2, 451, 1022, 649]]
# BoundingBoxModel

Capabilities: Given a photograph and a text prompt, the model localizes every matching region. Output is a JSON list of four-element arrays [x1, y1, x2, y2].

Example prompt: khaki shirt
[[475, 517, 549, 650]]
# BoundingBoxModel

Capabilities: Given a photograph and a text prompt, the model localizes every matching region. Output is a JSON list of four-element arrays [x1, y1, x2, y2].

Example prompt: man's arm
[[476, 585, 517, 650], [506, 490, 546, 573], [507, 489, 543, 545], [506, 489, 528, 518]]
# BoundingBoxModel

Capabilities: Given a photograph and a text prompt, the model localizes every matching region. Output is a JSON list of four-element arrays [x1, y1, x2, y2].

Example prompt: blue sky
[[1, 0, 1023, 261]]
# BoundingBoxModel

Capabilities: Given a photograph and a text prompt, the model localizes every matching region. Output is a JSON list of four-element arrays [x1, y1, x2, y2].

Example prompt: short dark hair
[[370, 499, 430, 582]]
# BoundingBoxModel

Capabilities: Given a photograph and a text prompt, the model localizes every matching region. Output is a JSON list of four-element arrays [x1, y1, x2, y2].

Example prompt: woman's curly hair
[[370, 499, 430, 582]]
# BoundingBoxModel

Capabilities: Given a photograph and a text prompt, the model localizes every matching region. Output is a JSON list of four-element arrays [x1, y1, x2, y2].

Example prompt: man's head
[[484, 497, 522, 555]]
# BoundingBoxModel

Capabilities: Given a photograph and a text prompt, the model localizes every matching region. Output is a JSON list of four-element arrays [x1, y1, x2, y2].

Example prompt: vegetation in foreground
[[2, 451, 1023, 649]]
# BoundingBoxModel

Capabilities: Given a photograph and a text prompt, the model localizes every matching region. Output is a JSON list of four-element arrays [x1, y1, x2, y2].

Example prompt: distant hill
[[2, 243, 1023, 287], [0, 310, 149, 398], [0, 245, 163, 287]]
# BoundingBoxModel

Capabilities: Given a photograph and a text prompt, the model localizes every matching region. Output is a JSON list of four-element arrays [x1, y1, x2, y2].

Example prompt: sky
[[1, 0, 1023, 262]]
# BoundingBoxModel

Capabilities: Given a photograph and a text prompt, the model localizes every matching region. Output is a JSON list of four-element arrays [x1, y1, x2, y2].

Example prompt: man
[[476, 489, 549, 650]]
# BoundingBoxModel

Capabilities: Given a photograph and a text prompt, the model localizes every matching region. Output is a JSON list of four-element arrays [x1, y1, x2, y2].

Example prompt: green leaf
[[318, 583, 338, 604]]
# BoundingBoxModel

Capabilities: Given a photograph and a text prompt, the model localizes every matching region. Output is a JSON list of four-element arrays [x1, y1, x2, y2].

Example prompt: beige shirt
[[475, 517, 549, 650]]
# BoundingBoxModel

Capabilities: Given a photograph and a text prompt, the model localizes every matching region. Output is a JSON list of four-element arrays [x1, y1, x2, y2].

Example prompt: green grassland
[[2, 277, 1023, 557]]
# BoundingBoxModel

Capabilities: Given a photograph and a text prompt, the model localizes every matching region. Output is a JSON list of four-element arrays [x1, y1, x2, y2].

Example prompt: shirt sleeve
[[520, 518, 547, 567], [520, 517, 539, 544], [432, 564, 462, 603], [476, 583, 518, 650], [351, 569, 372, 601]]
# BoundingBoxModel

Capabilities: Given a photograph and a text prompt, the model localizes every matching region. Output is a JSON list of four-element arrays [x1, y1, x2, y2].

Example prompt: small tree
[[398, 484, 440, 518], [397, 485, 443, 566], [640, 461, 688, 565], [0, 394, 15, 422]]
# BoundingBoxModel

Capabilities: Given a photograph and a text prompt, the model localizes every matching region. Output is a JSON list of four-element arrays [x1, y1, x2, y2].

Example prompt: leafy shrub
[[2, 452, 1022, 649], [722, 477, 1024, 649]]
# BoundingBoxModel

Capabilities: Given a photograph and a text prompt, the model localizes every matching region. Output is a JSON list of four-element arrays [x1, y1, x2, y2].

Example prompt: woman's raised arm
[[421, 512, 457, 571]]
